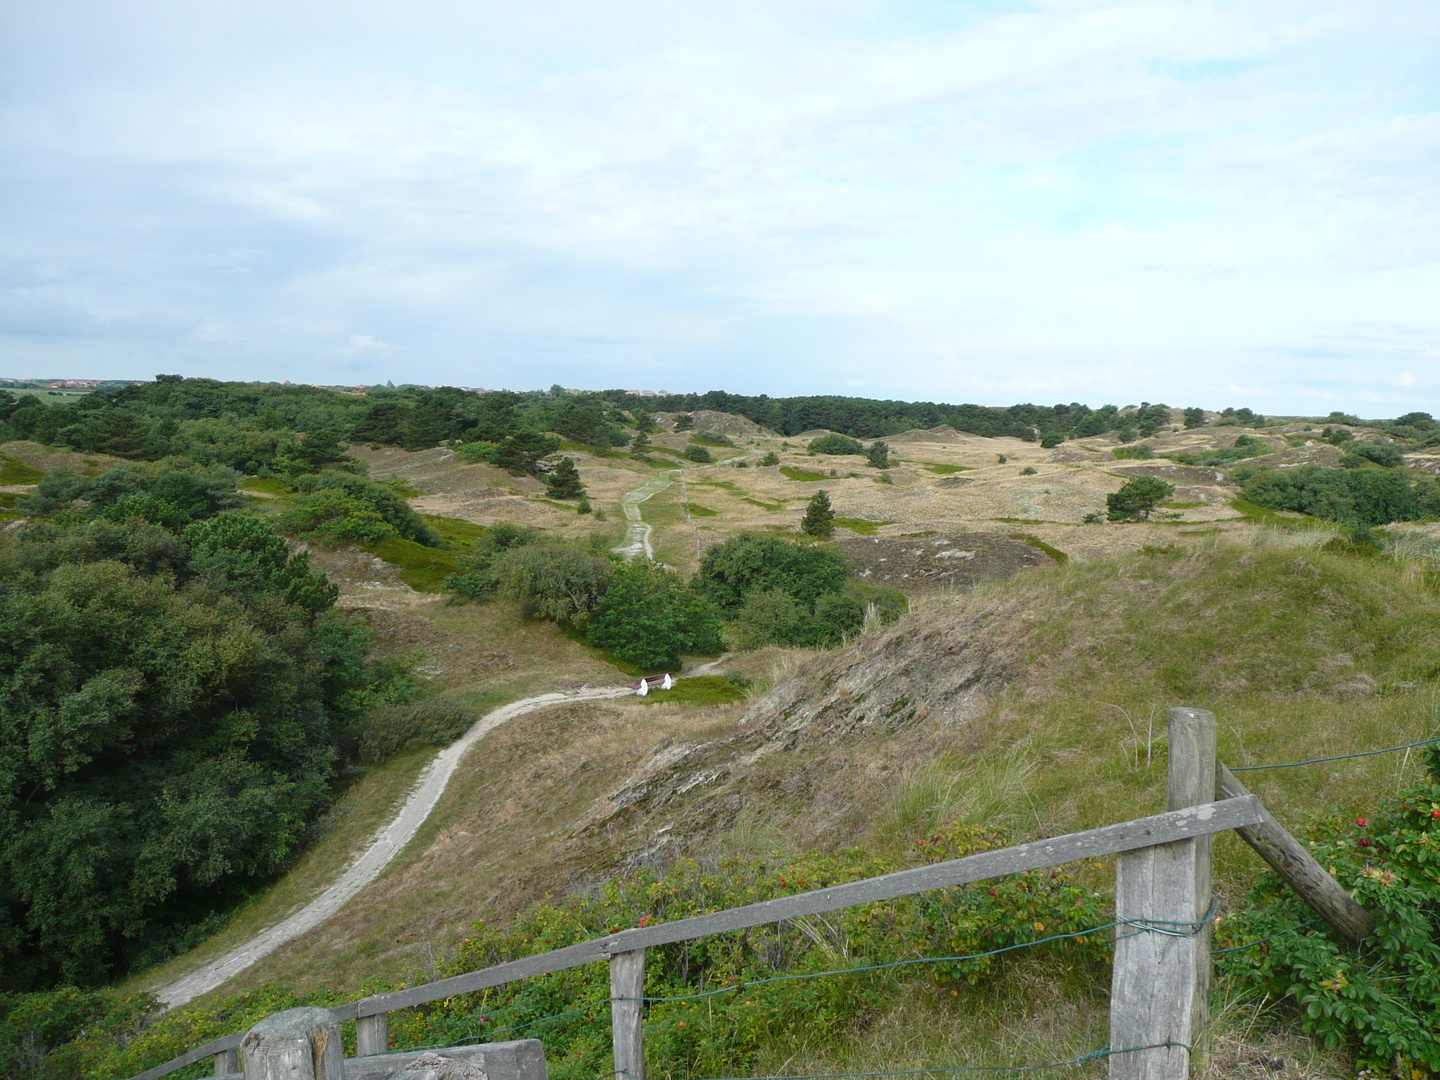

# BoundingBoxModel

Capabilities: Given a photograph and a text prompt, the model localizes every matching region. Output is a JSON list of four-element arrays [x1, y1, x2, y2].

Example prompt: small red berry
[[1432, 810, 1439, 819], [1356, 818, 1367, 827], [989, 888, 997, 896], [1359, 838, 1371, 847]]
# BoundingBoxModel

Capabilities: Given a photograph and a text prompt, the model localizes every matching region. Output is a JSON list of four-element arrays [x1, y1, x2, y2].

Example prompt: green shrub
[[1217, 761, 1440, 1076], [286, 472, 440, 546], [493, 543, 610, 627], [758, 451, 780, 466], [1236, 464, 1439, 526], [800, 489, 835, 537], [1039, 432, 1063, 449], [695, 533, 850, 613], [351, 692, 488, 764], [807, 433, 864, 456], [1105, 476, 1173, 521], [545, 457, 585, 499], [445, 523, 537, 600], [684, 445, 712, 463], [586, 560, 722, 669], [1111, 444, 1154, 460], [1019, 466, 1037, 476]]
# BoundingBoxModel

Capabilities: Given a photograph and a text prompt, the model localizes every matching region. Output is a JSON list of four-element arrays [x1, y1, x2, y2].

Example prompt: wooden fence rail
[[124, 708, 1370, 1080]]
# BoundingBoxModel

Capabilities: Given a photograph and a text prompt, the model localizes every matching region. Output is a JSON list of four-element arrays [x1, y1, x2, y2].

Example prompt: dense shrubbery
[[280, 472, 441, 546], [0, 512, 383, 989], [807, 433, 864, 455], [1167, 433, 1267, 467], [21, 464, 245, 527], [586, 560, 723, 668], [1236, 464, 1440, 526], [1218, 751, 1440, 1076]]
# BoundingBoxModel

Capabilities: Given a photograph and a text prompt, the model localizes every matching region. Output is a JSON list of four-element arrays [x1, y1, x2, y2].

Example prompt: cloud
[[0, 1, 1436, 410]]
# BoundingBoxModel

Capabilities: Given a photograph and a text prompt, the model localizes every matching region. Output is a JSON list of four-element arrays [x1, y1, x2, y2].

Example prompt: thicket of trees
[[0, 485, 398, 990], [1236, 464, 1440, 526]]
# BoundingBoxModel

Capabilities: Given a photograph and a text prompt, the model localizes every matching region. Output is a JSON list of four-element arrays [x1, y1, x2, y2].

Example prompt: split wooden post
[[1217, 763, 1375, 945], [212, 1048, 239, 1076], [356, 1012, 388, 1057], [609, 948, 646, 1080], [1109, 707, 1216, 1080], [240, 1007, 344, 1080]]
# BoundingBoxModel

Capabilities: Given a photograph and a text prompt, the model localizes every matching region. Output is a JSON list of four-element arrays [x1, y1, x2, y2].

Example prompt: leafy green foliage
[[351, 691, 504, 765], [807, 434, 864, 456], [683, 445, 712, 464], [1183, 407, 1205, 429], [544, 457, 585, 499], [1236, 465, 1440, 526], [281, 472, 440, 546], [22, 465, 244, 528], [800, 489, 835, 537], [866, 441, 891, 468], [758, 451, 779, 466], [0, 515, 370, 988], [1039, 432, 1063, 449], [629, 432, 651, 458], [444, 523, 537, 600], [586, 560, 722, 669], [1217, 764, 1440, 1076], [1341, 442, 1404, 468], [492, 544, 610, 627], [673, 413, 694, 431], [1111, 444, 1154, 460], [694, 534, 850, 614], [1105, 476, 1174, 521]]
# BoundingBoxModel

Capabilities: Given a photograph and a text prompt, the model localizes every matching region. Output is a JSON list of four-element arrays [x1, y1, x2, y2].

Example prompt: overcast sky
[[2, 2, 1437, 413]]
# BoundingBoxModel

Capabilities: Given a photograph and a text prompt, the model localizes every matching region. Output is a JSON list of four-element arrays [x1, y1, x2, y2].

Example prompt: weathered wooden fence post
[[1109, 706, 1216, 1080], [356, 1012, 389, 1058], [212, 1048, 239, 1077], [609, 948, 646, 1080], [240, 1007, 344, 1080]]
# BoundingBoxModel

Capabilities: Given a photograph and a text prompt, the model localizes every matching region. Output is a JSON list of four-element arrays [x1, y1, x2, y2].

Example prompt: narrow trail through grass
[[156, 684, 638, 1008]]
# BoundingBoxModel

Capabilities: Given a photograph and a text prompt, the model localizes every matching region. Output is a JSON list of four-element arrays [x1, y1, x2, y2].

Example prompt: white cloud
[[0, 1, 1436, 410]]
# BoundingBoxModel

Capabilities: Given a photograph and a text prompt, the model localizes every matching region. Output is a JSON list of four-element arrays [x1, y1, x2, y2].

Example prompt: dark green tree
[[673, 413, 694, 431], [1183, 407, 1205, 429], [544, 457, 585, 499], [1106, 476, 1174, 521], [801, 489, 835, 537], [1039, 432, 1063, 449], [683, 445, 711, 463], [488, 431, 561, 474], [866, 441, 891, 468], [629, 431, 652, 458], [586, 560, 722, 668]]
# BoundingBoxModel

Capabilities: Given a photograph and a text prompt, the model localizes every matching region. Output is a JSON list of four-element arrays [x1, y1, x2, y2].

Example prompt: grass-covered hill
[[36, 529, 1440, 1080]]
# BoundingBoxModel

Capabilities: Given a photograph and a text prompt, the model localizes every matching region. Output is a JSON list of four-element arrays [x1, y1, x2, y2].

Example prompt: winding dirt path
[[613, 469, 679, 560], [157, 685, 633, 1008]]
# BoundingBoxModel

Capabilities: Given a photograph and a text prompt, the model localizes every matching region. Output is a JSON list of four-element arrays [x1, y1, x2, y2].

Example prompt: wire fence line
[[1231, 735, 1440, 771]]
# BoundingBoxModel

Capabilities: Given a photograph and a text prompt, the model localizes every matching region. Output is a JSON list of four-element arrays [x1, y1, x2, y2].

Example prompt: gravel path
[[613, 470, 679, 560], [157, 685, 634, 1008]]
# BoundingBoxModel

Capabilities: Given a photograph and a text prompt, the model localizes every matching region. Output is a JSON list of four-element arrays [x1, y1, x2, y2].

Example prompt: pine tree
[[800, 489, 835, 538], [630, 431, 651, 458], [866, 441, 890, 469], [545, 456, 585, 499]]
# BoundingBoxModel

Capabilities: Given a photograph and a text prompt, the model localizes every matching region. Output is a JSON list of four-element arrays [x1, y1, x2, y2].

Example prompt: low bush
[[1217, 752, 1440, 1076], [1236, 464, 1440, 526], [807, 433, 864, 456], [1111, 444, 1154, 460], [493, 543, 610, 627], [683, 445, 712, 464], [445, 523, 537, 600], [586, 560, 722, 669], [284, 472, 441, 546], [350, 691, 490, 764]]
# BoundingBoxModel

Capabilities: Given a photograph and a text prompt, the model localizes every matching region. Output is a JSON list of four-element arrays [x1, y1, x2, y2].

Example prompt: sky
[[1, 1, 1437, 414]]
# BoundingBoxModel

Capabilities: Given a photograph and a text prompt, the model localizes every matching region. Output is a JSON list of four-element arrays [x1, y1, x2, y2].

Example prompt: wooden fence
[[124, 708, 1373, 1080]]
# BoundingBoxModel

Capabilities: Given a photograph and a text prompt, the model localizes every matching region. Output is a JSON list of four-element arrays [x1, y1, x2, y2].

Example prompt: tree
[[1106, 476, 1174, 521], [1039, 432, 1063, 449], [488, 431, 561, 475], [492, 544, 609, 627], [693, 533, 850, 612], [629, 431, 651, 458], [866, 441, 891, 469], [683, 445, 711, 463], [1183, 407, 1206, 429], [801, 489, 835, 537], [673, 413, 694, 432], [544, 457, 585, 499], [586, 560, 722, 668]]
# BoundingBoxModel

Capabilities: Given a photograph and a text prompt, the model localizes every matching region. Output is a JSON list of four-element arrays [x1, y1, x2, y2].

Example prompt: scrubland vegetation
[[5, 379, 1440, 1078]]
